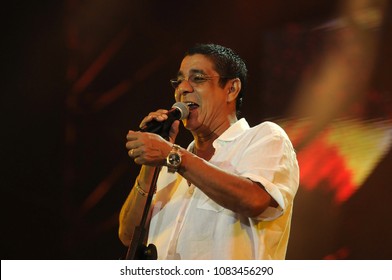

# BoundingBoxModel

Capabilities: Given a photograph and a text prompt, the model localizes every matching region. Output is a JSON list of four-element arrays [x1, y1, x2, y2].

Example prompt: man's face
[[174, 54, 230, 133]]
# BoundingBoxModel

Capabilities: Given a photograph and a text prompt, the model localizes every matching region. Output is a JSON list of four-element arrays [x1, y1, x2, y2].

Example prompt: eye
[[191, 75, 208, 83], [170, 77, 184, 89]]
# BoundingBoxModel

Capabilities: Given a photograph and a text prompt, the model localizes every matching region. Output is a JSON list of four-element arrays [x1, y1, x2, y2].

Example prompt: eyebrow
[[176, 69, 207, 77]]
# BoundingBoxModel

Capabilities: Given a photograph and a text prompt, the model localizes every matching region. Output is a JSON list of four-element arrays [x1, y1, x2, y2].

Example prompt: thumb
[[168, 120, 180, 143]]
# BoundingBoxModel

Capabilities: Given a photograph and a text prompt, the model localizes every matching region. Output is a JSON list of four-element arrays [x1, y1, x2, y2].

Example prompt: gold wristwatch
[[166, 144, 181, 173]]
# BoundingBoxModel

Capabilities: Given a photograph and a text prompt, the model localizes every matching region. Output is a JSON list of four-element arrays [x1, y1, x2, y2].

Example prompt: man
[[119, 43, 299, 259]]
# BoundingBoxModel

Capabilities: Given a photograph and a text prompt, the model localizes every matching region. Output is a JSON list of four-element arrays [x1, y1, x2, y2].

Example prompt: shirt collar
[[214, 118, 250, 144], [187, 118, 250, 152]]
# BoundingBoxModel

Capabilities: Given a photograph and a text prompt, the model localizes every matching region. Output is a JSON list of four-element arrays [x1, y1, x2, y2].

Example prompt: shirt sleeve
[[238, 123, 299, 221]]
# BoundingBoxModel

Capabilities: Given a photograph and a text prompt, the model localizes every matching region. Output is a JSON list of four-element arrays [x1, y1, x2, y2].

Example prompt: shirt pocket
[[197, 196, 225, 212], [184, 196, 224, 241]]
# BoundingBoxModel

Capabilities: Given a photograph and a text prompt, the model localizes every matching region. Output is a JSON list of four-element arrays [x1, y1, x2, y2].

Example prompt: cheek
[[174, 91, 180, 102], [194, 94, 203, 106]]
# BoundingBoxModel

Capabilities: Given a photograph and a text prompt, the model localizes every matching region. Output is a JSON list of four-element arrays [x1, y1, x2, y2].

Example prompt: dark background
[[2, 0, 392, 259]]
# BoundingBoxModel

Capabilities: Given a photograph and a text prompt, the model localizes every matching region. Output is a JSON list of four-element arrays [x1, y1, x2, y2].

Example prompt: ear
[[226, 78, 241, 103]]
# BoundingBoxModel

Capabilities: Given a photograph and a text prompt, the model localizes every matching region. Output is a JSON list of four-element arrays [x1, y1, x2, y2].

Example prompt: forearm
[[178, 149, 275, 217], [118, 165, 156, 246]]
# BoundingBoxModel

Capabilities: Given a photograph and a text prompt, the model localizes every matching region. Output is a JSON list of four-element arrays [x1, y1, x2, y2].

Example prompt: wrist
[[166, 144, 182, 173]]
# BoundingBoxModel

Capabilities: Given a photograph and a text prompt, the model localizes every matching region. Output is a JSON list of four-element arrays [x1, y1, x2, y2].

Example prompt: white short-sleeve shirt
[[147, 118, 299, 259]]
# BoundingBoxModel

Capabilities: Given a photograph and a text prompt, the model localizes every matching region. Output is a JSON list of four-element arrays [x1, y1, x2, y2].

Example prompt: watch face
[[168, 153, 181, 166]]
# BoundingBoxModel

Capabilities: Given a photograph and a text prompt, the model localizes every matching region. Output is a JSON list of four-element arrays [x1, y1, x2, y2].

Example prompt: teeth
[[185, 102, 199, 109]]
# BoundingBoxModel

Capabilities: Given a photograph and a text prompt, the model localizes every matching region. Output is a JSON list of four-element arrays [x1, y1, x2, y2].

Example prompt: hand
[[126, 130, 172, 166], [139, 108, 181, 143], [139, 109, 170, 129]]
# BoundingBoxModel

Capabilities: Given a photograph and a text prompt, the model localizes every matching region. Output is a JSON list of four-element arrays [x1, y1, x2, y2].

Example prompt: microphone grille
[[172, 102, 189, 120]]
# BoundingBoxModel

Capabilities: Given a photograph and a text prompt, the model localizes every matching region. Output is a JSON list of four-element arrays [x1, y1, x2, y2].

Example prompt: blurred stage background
[[2, 0, 392, 259]]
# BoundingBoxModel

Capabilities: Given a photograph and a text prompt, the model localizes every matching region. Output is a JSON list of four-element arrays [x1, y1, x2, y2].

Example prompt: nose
[[176, 80, 193, 98]]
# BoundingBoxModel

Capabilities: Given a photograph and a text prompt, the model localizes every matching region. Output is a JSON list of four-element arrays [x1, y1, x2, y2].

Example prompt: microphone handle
[[139, 103, 187, 139], [140, 114, 177, 139]]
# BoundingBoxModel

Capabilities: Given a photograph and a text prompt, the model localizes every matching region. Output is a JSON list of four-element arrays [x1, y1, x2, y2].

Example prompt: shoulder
[[249, 121, 289, 139]]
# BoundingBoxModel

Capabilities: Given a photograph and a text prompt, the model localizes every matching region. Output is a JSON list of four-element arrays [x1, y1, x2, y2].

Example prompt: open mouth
[[185, 102, 199, 110]]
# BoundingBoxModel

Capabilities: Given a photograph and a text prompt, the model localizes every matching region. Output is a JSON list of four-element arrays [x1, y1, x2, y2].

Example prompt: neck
[[192, 115, 238, 161], [192, 140, 215, 161]]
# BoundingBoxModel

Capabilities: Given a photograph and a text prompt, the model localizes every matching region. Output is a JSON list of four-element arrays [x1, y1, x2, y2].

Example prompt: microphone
[[140, 102, 189, 138]]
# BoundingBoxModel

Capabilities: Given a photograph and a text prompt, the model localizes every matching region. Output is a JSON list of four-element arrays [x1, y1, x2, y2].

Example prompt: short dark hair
[[185, 43, 248, 116]]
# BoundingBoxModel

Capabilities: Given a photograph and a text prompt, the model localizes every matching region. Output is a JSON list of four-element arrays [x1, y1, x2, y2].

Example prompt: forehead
[[178, 54, 216, 76]]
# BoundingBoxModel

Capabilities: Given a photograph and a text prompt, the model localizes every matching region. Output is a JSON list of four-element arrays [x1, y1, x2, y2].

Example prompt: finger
[[155, 109, 169, 114], [139, 110, 169, 128], [128, 147, 139, 158], [125, 141, 134, 150], [139, 115, 154, 128], [126, 130, 140, 141]]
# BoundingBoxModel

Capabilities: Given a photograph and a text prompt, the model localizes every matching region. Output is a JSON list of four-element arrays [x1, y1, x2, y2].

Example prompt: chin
[[183, 118, 198, 132]]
